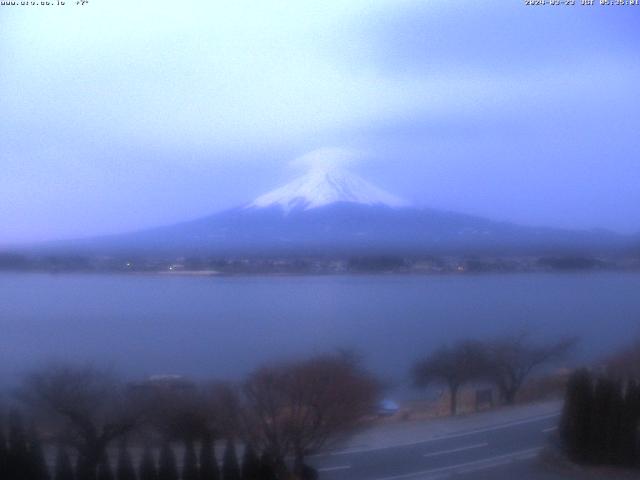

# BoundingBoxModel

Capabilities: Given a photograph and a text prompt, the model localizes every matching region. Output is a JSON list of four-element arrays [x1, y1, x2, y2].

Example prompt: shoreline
[[1, 267, 639, 278]]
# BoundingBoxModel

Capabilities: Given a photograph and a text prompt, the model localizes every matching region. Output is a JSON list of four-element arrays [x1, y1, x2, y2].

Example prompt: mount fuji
[[49, 166, 630, 257], [247, 166, 408, 212]]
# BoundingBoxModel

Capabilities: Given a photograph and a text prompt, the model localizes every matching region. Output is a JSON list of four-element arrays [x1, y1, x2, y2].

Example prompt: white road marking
[[543, 426, 558, 433], [313, 412, 559, 458], [422, 442, 488, 458], [317, 465, 351, 472], [373, 447, 543, 480]]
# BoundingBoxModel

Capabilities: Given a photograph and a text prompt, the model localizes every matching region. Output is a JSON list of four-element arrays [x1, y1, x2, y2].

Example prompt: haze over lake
[[2, 272, 639, 392]]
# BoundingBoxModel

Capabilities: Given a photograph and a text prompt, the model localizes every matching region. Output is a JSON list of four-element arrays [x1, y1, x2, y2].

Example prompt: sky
[[1, 0, 639, 244]]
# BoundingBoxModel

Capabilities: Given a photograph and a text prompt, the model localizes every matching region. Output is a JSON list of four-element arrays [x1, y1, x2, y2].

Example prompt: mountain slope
[[37, 167, 634, 257], [55, 203, 628, 257]]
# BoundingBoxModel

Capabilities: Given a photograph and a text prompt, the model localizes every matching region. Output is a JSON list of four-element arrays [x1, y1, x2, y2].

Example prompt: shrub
[[138, 446, 157, 480], [198, 434, 219, 480], [240, 444, 260, 480], [158, 443, 178, 480], [221, 440, 240, 480], [53, 445, 75, 480], [182, 441, 199, 480], [116, 444, 137, 480]]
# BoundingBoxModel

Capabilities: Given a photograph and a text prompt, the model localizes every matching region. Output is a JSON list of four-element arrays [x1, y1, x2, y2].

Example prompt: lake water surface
[[1, 273, 639, 391]]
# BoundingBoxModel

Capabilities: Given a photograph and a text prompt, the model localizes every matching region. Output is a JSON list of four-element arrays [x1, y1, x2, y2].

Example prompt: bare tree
[[242, 353, 380, 476], [19, 364, 141, 480], [484, 333, 576, 405], [129, 376, 239, 445], [203, 381, 240, 441], [139, 384, 210, 442], [412, 340, 488, 416]]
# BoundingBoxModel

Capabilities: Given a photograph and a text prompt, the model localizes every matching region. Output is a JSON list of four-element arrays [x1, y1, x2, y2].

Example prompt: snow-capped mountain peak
[[248, 167, 409, 212]]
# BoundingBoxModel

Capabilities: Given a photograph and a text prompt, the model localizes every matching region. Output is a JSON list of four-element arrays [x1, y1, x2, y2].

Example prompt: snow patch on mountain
[[248, 167, 409, 212]]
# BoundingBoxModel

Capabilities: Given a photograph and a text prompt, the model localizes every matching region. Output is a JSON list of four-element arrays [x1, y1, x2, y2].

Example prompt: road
[[310, 402, 571, 480]]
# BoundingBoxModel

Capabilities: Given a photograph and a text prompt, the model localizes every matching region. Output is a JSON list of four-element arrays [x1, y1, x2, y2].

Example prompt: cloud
[[289, 147, 363, 172]]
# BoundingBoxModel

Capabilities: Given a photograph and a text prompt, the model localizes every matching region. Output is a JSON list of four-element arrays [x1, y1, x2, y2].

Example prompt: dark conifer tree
[[239, 444, 260, 480], [138, 446, 157, 480], [75, 454, 85, 480], [7, 410, 29, 480], [632, 381, 640, 467], [0, 418, 8, 480], [604, 381, 624, 465], [182, 440, 199, 480], [76, 454, 90, 480], [53, 445, 75, 480], [635, 382, 640, 467], [257, 453, 277, 480], [97, 454, 114, 480], [157, 443, 178, 480], [116, 443, 137, 480], [620, 381, 640, 467], [590, 377, 615, 464], [221, 440, 240, 480], [560, 369, 593, 464], [27, 424, 50, 480], [198, 434, 219, 480]]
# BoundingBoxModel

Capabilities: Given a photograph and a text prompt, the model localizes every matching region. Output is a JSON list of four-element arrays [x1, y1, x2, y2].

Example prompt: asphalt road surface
[[310, 408, 568, 480]]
